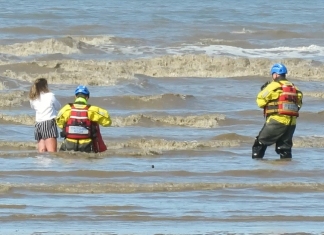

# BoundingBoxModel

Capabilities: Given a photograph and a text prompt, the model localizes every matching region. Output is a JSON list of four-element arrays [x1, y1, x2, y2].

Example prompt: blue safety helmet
[[75, 85, 90, 97], [270, 63, 287, 75]]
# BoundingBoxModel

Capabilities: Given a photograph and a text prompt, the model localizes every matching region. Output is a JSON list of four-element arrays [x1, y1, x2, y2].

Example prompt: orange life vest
[[64, 104, 93, 139], [265, 82, 299, 117]]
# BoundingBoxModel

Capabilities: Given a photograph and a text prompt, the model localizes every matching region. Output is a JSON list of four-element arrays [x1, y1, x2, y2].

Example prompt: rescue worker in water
[[252, 63, 303, 159], [56, 85, 112, 153]]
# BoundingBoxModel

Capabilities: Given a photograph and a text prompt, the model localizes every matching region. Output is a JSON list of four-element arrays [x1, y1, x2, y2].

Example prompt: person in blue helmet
[[252, 63, 303, 159], [56, 85, 112, 153]]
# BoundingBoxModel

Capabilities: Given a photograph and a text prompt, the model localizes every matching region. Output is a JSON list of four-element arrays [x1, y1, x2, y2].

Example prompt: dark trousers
[[59, 139, 93, 153], [252, 118, 296, 159]]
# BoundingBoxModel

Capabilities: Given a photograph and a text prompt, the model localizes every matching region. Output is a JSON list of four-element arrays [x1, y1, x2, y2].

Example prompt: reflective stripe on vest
[[265, 82, 299, 117]]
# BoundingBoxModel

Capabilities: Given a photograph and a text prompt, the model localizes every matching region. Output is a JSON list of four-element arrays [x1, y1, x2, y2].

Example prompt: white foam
[[231, 27, 255, 34], [35, 155, 54, 167], [169, 44, 324, 61], [72, 35, 114, 46]]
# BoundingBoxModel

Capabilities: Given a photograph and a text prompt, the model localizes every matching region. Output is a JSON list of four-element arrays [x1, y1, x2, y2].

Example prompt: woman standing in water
[[29, 78, 61, 152]]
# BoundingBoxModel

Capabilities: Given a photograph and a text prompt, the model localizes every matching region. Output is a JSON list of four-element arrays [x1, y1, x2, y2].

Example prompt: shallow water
[[1, 1, 324, 234]]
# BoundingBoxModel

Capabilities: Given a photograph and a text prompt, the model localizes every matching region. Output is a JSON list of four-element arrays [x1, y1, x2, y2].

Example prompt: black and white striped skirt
[[34, 119, 59, 141]]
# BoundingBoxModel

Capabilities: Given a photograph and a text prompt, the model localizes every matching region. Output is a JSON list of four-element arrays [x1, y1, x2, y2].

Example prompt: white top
[[30, 92, 61, 122]]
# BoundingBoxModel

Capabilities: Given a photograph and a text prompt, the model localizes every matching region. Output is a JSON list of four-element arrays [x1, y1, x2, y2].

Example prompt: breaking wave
[[0, 137, 242, 156], [0, 112, 225, 128], [3, 168, 323, 178], [2, 55, 324, 85], [112, 113, 225, 128], [0, 90, 29, 107], [1, 135, 324, 156], [1, 182, 324, 194], [0, 38, 81, 57], [105, 93, 196, 110]]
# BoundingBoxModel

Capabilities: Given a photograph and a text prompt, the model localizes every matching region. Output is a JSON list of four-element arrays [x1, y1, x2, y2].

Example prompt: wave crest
[[1, 182, 324, 194], [0, 114, 34, 125], [0, 90, 29, 107], [2, 55, 324, 84], [0, 37, 81, 57], [113, 113, 225, 128]]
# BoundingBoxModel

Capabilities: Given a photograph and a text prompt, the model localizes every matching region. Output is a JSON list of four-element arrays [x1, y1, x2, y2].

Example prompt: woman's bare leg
[[44, 138, 57, 152], [38, 139, 47, 152]]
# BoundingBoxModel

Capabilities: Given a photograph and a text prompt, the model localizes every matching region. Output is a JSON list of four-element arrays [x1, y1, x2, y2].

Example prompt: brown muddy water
[[1, 74, 324, 234], [2, 0, 324, 233]]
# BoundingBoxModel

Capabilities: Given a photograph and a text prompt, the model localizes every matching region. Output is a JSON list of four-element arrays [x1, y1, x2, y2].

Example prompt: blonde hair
[[29, 78, 50, 100]]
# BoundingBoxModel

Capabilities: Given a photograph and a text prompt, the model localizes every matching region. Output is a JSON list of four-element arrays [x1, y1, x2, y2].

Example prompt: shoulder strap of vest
[[278, 80, 295, 86], [272, 81, 283, 92]]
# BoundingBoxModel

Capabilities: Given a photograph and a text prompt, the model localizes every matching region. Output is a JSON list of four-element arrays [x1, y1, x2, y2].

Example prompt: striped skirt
[[34, 119, 59, 141]]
